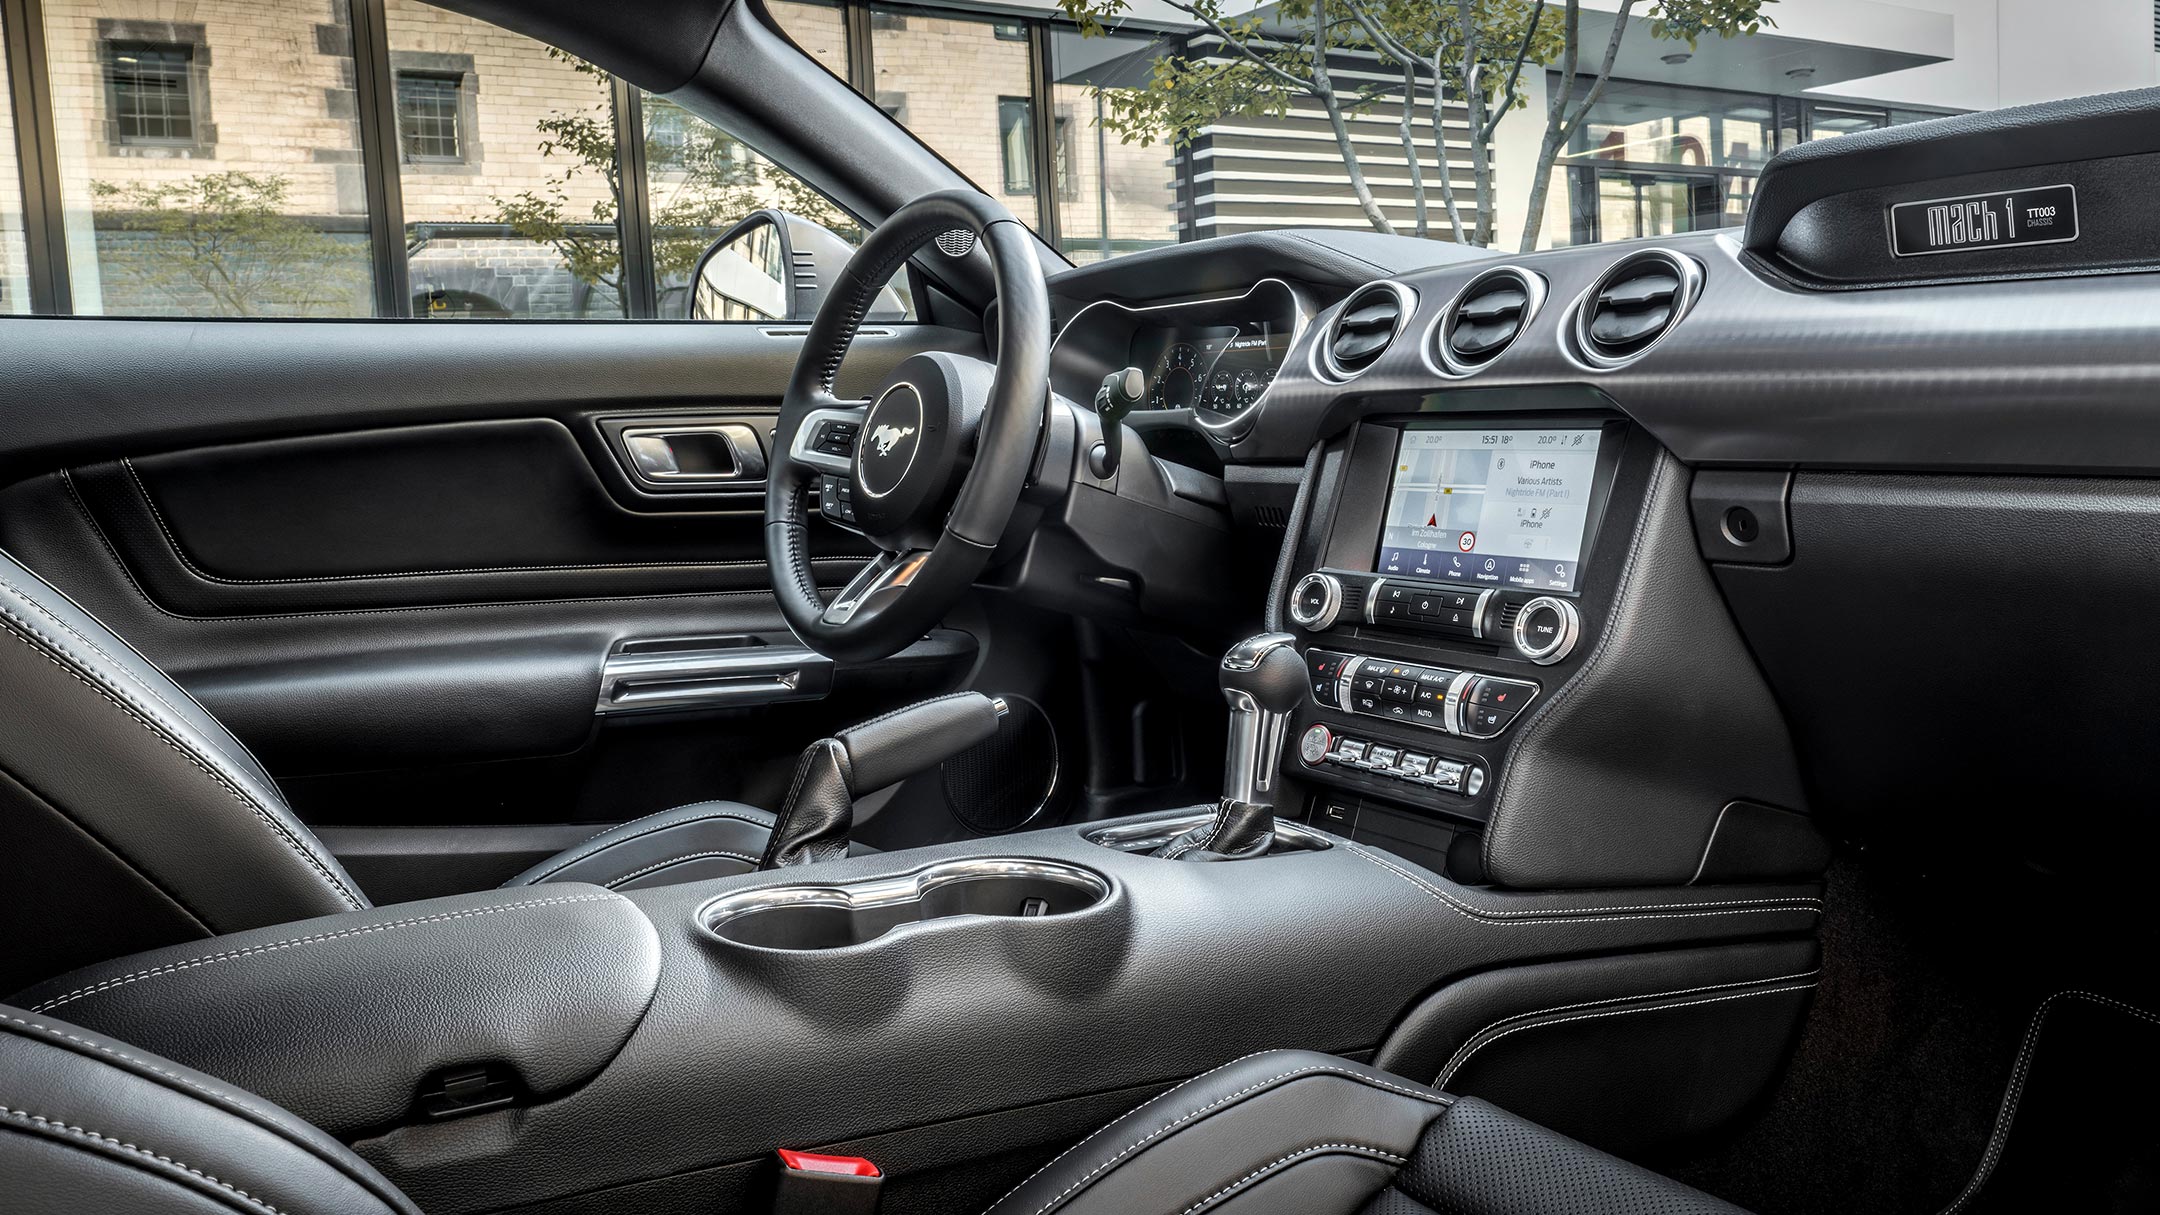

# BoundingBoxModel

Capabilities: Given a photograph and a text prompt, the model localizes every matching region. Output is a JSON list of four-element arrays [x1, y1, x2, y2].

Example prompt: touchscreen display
[[1376, 427, 1603, 594]]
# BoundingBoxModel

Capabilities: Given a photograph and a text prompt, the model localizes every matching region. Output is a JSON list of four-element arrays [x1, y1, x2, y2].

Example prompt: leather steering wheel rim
[[765, 190, 1049, 663]]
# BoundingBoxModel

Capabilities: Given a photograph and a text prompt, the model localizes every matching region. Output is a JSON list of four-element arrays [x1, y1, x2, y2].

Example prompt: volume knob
[[1288, 573, 1344, 630], [1511, 597, 1581, 665]]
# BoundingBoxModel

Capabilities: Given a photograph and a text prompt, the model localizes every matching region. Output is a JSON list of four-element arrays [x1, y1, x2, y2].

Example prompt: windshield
[[770, 0, 2156, 261]]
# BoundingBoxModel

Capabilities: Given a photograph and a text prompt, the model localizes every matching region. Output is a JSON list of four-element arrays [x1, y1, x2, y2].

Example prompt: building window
[[999, 96, 1035, 194], [396, 72, 464, 161], [106, 42, 196, 147], [997, 96, 1076, 199]]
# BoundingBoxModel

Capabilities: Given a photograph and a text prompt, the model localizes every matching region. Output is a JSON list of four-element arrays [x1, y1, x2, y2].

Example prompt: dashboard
[[1128, 316, 1291, 418], [1048, 278, 1309, 437]]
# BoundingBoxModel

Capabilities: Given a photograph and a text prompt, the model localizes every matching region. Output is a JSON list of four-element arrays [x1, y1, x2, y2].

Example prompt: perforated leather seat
[[0, 547, 779, 994]]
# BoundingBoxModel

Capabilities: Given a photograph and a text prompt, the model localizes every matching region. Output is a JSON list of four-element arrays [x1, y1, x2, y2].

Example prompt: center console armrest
[[7, 883, 660, 1138]]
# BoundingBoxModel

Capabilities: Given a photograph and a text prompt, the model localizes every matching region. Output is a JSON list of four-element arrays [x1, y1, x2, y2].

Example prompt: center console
[[1271, 416, 1628, 871]]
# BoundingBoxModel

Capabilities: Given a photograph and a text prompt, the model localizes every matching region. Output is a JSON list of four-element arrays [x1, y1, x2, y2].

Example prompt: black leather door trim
[[47, 420, 869, 615]]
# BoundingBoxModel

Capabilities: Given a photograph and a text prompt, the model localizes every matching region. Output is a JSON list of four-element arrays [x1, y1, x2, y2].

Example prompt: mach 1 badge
[[1889, 184, 2078, 257]]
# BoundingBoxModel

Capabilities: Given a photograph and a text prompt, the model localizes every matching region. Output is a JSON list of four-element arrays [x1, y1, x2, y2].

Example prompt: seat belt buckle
[[772, 1148, 882, 1214]]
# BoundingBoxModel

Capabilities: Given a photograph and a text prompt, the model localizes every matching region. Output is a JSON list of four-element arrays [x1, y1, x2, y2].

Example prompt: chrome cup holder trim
[[696, 856, 1112, 952]]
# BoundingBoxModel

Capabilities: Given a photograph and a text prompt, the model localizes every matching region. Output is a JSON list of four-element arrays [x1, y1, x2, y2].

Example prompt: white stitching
[[30, 893, 618, 1012], [985, 1049, 1287, 1212], [1177, 1144, 1408, 1215], [0, 1014, 274, 1121], [603, 850, 760, 888], [1434, 982, 1820, 1089], [0, 1103, 292, 1215], [120, 456, 859, 583], [518, 810, 774, 884], [1003, 1064, 1445, 1215], [574, 795, 734, 843], [1429, 969, 1824, 1088], [0, 1012, 415, 1210], [1940, 990, 2160, 1214], [0, 617, 365, 910], [61, 467, 842, 623], [1343, 841, 1821, 924]]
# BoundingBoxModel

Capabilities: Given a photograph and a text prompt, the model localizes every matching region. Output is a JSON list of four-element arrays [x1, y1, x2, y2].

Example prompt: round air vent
[[1437, 267, 1543, 374], [1574, 249, 1701, 368], [941, 695, 1059, 834], [934, 228, 977, 258], [1321, 282, 1415, 380]]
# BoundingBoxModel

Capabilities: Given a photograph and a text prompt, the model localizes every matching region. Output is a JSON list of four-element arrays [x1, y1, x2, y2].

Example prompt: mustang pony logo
[[870, 423, 917, 457]]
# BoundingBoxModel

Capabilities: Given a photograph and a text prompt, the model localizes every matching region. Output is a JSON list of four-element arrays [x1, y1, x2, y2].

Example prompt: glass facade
[[43, 0, 377, 317], [1553, 78, 1946, 246], [0, 0, 1989, 314]]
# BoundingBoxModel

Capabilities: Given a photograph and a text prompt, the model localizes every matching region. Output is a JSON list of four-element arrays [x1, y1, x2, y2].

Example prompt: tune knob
[[1288, 572, 1344, 630], [1511, 596, 1581, 665]]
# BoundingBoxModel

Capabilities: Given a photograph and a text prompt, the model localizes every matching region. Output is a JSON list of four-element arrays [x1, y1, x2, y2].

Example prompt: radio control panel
[[1306, 649, 1539, 740]]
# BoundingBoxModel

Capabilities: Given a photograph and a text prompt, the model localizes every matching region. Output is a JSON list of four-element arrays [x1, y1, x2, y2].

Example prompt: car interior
[[1, 1, 2158, 1212]]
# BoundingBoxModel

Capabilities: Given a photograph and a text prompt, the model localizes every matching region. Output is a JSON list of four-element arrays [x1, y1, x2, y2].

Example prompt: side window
[[2, 0, 895, 320], [0, 8, 29, 314], [42, 1, 377, 317]]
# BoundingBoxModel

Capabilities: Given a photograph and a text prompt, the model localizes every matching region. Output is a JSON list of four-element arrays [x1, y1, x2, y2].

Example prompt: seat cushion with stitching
[[0, 547, 368, 995], [984, 1050, 1753, 1215], [0, 1002, 420, 1215], [502, 801, 780, 891]]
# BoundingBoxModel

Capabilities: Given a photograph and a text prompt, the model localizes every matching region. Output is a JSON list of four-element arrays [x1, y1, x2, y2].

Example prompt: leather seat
[[982, 1049, 1748, 1215], [0, 547, 779, 993], [0, 1008, 1750, 1215]]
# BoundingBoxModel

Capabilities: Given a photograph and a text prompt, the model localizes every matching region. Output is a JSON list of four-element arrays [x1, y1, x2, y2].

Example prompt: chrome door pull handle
[[617, 424, 767, 484]]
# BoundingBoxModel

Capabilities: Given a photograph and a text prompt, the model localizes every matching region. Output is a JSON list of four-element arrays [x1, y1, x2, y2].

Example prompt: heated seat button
[[1464, 703, 1519, 735], [1469, 677, 1536, 711]]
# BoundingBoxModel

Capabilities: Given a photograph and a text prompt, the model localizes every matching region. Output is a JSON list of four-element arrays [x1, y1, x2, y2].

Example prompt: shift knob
[[1221, 633, 1306, 715], [1157, 634, 1303, 860]]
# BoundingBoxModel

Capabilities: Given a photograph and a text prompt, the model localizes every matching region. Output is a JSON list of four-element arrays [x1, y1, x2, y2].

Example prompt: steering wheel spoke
[[784, 401, 868, 478], [824, 549, 932, 626]]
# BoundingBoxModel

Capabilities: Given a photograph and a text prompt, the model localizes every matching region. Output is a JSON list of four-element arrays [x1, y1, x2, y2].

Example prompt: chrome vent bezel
[[1432, 266, 1546, 376], [1570, 249, 1704, 370], [1318, 281, 1417, 382]]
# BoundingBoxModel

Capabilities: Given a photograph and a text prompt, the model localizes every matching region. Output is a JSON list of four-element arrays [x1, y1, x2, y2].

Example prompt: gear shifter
[[1156, 633, 1305, 860]]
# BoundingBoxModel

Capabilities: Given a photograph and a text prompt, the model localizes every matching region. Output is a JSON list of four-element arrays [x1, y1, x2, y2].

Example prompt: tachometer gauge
[[1150, 342, 1198, 409]]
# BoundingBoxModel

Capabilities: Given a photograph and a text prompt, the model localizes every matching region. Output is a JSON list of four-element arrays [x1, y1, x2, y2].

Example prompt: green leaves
[[89, 172, 365, 317]]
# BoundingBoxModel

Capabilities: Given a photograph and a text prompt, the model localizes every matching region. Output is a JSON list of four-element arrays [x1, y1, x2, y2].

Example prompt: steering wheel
[[765, 190, 1050, 664]]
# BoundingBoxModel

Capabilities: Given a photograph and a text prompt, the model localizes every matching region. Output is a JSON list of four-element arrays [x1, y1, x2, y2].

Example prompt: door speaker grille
[[941, 695, 1058, 834]]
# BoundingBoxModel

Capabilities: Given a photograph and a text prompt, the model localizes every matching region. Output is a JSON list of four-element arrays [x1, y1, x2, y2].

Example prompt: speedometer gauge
[[1150, 343, 1198, 409]]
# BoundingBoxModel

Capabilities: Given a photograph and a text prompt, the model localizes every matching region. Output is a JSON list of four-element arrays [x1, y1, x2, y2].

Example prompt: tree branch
[[1155, 0, 1310, 92], [1480, 0, 1545, 141], [1560, 0, 1637, 134]]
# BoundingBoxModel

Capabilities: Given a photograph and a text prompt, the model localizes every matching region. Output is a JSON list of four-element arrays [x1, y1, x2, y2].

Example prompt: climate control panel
[[1305, 649, 1539, 741], [1289, 572, 1583, 667]]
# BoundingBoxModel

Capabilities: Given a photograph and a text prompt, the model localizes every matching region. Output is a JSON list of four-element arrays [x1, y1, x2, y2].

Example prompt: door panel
[[0, 318, 990, 868], [56, 418, 869, 613]]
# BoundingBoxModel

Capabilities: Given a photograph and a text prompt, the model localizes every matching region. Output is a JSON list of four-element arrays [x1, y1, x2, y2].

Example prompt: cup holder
[[699, 858, 1111, 951]]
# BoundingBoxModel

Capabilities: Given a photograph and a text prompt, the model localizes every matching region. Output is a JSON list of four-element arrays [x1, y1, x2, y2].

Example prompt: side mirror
[[689, 209, 909, 323]]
